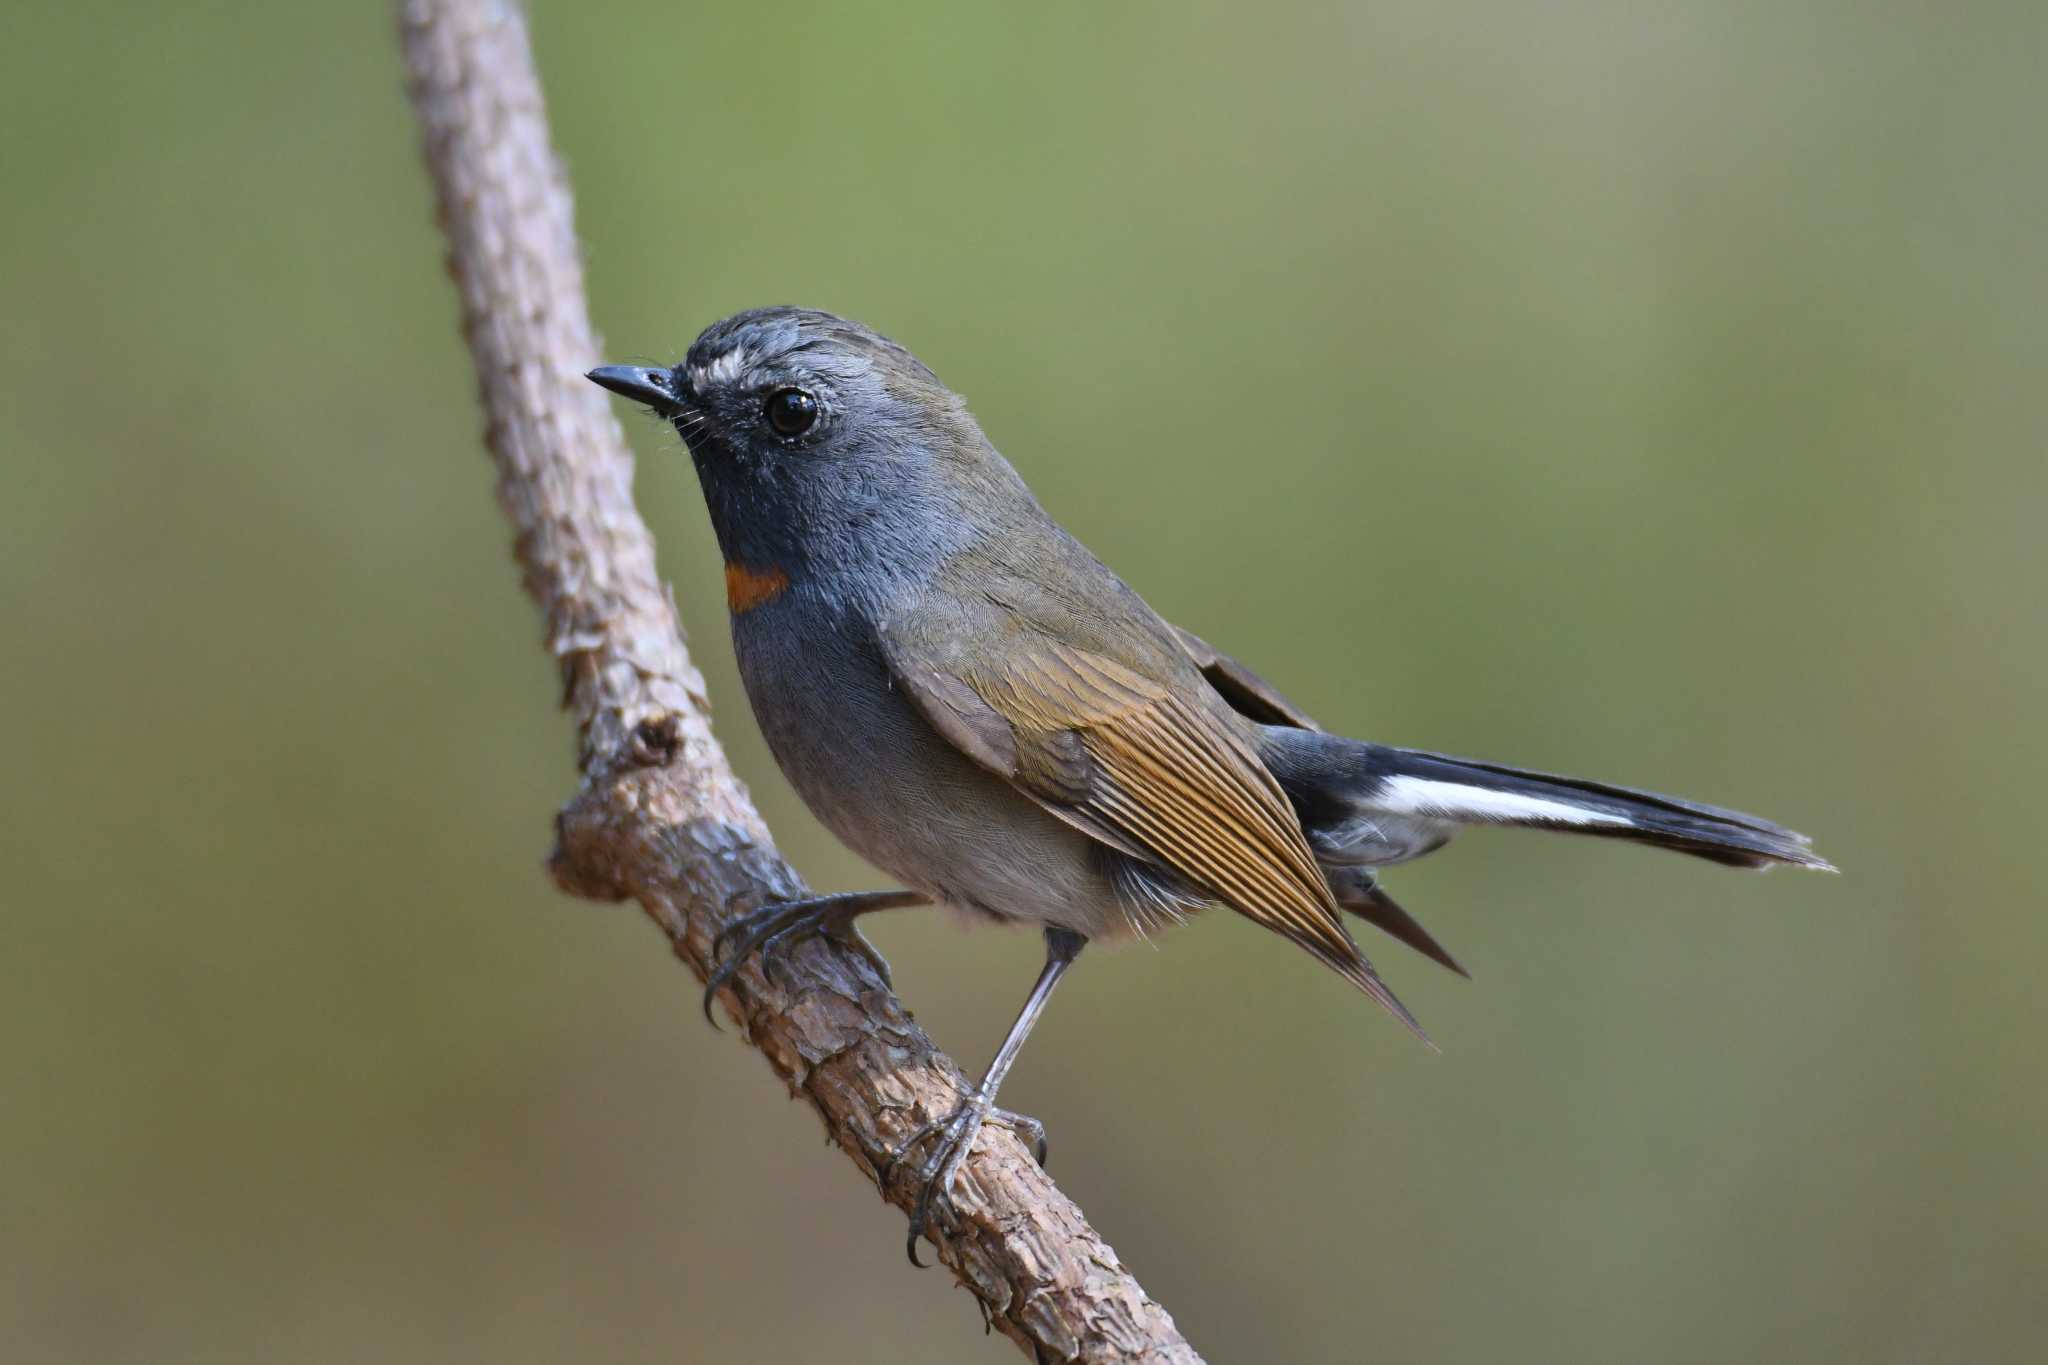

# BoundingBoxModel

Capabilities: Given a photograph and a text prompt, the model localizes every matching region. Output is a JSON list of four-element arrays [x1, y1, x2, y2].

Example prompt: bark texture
[[398, 2, 1202, 1360]]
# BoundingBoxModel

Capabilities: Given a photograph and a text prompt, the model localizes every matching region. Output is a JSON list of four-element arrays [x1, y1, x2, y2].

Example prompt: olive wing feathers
[[1171, 625, 1323, 732], [880, 607, 1426, 1041]]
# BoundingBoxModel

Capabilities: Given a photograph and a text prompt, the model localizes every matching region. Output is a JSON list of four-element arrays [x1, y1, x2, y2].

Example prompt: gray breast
[[729, 591, 1122, 935]]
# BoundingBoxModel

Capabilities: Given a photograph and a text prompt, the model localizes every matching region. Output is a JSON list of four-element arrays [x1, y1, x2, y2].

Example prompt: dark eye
[[764, 387, 818, 437]]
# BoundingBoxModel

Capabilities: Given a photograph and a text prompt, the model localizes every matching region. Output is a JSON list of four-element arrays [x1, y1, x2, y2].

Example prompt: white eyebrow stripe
[[696, 346, 749, 388]]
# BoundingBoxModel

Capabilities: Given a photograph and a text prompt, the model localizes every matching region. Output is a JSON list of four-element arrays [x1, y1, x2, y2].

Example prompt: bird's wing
[[879, 605, 1425, 1040], [1170, 626, 1322, 731]]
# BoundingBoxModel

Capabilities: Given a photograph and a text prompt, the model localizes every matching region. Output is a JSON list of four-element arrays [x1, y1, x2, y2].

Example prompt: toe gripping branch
[[882, 1096, 1050, 1267], [700, 889, 922, 1025], [881, 926, 1084, 1266], [706, 901, 1082, 1270]]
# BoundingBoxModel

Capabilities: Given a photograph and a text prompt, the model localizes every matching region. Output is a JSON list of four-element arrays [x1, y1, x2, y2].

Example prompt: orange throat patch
[[724, 561, 791, 614]]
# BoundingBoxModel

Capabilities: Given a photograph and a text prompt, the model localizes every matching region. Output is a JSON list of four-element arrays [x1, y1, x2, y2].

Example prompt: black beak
[[587, 364, 681, 414]]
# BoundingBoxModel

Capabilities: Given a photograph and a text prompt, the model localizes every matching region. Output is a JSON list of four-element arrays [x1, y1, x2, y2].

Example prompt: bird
[[588, 307, 1830, 1259]]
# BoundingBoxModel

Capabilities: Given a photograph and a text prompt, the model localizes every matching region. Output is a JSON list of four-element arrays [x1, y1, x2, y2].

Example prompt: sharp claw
[[700, 971, 733, 1029], [700, 903, 810, 1022], [887, 1093, 1040, 1269], [757, 940, 790, 989], [904, 1161, 944, 1266], [904, 1158, 955, 1269], [884, 1114, 951, 1268], [981, 1108, 1048, 1168], [759, 918, 816, 987], [701, 895, 909, 1025], [700, 951, 745, 1029], [826, 922, 894, 991], [859, 940, 895, 991], [879, 1115, 943, 1189]]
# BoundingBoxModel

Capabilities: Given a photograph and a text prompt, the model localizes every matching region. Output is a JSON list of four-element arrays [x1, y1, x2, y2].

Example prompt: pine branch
[[398, 2, 1202, 1359]]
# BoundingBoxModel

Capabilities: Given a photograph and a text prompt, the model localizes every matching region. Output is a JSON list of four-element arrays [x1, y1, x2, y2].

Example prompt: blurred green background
[[5, 2, 2043, 1361]]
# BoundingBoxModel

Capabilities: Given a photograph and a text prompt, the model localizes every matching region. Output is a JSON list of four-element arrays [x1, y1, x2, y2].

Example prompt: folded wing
[[882, 608, 1428, 1042]]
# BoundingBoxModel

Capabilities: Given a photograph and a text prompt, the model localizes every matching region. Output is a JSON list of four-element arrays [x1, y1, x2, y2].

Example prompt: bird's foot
[[702, 896, 894, 1025], [883, 1093, 1048, 1266]]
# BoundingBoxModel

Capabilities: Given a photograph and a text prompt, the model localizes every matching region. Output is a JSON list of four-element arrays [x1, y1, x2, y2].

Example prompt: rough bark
[[398, 2, 1202, 1360]]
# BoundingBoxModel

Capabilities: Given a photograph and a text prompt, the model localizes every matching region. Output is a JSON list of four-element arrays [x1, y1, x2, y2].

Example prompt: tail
[[1257, 727, 1831, 978], [1323, 865, 1471, 978], [1357, 745, 1834, 871]]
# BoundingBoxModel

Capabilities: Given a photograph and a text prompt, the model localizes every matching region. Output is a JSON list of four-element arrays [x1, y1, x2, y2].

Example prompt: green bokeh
[[4, 3, 2042, 1361]]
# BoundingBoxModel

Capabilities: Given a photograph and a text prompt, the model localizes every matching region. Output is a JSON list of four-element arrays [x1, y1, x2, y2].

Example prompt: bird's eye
[[764, 387, 818, 437]]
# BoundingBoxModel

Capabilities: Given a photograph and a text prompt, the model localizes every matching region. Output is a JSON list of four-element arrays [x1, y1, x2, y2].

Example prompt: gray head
[[590, 307, 1028, 588]]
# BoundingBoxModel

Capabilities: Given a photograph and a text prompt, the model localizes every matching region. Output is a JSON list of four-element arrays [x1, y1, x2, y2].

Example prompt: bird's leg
[[887, 926, 1086, 1266], [702, 889, 925, 1023]]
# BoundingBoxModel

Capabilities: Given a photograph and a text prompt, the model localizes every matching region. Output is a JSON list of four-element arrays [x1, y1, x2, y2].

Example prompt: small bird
[[590, 308, 1830, 1259]]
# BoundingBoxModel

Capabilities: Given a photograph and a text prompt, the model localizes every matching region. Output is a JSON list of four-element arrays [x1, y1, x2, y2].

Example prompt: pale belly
[[732, 603, 1128, 937]]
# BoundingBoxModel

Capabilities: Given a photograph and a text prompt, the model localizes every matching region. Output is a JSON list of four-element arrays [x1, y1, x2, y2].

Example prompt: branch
[[397, 2, 1202, 1360]]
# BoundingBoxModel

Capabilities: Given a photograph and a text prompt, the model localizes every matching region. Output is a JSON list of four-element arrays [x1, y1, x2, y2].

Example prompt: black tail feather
[[1325, 866, 1470, 978], [1370, 746, 1834, 872]]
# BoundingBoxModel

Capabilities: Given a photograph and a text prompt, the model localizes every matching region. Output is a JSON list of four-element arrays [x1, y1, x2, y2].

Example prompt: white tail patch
[[1375, 775, 1630, 828]]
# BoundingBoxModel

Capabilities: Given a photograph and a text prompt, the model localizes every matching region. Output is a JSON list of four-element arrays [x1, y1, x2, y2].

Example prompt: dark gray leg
[[702, 890, 925, 1024], [888, 926, 1086, 1265]]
